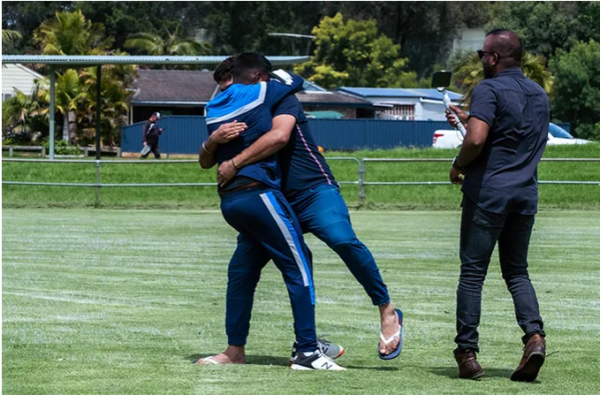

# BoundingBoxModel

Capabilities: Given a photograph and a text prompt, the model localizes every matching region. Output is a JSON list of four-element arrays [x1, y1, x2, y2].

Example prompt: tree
[[36, 69, 86, 143], [78, 59, 137, 146], [2, 1, 73, 53], [338, 2, 491, 77], [550, 40, 600, 140], [124, 26, 210, 58], [486, 2, 599, 61], [2, 29, 22, 53], [294, 13, 418, 89], [33, 9, 113, 55], [2, 88, 42, 132], [452, 52, 553, 110], [2, 29, 21, 41]]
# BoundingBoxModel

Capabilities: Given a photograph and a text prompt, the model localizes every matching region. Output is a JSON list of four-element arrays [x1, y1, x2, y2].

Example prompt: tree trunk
[[62, 114, 69, 143], [68, 111, 78, 144]]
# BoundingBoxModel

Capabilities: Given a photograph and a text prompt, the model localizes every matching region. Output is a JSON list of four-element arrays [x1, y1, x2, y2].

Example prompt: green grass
[[3, 209, 600, 394], [2, 144, 599, 209]]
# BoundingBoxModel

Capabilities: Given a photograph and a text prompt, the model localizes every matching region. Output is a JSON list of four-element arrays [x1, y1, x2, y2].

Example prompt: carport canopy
[[1, 55, 310, 159]]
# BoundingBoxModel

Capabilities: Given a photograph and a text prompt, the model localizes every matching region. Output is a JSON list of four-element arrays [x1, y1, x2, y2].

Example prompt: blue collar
[[493, 67, 524, 78]]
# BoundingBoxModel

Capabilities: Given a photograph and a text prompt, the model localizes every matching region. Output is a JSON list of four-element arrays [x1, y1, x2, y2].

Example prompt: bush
[[42, 139, 82, 155]]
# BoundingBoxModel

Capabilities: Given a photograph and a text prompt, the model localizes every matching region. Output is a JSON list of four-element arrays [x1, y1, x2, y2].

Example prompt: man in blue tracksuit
[[197, 53, 345, 371], [213, 59, 403, 361]]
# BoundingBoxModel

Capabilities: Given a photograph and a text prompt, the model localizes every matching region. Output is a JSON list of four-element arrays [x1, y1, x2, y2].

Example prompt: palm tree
[[36, 70, 86, 143], [78, 63, 135, 146], [33, 10, 112, 55], [2, 29, 22, 42], [125, 25, 210, 68], [453, 52, 554, 109], [2, 88, 41, 132]]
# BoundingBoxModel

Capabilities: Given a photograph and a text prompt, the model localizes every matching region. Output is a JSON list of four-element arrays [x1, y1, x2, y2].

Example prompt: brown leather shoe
[[454, 349, 484, 379], [511, 334, 546, 382]]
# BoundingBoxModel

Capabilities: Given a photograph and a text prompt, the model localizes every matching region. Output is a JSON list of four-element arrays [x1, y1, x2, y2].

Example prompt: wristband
[[452, 156, 467, 172], [231, 158, 239, 170], [202, 142, 211, 154]]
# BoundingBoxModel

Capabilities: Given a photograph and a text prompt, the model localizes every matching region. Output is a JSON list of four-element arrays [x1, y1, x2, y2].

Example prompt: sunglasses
[[477, 50, 500, 60]]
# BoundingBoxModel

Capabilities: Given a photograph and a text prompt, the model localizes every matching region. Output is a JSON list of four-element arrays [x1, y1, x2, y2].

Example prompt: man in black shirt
[[446, 29, 547, 382], [141, 112, 163, 159]]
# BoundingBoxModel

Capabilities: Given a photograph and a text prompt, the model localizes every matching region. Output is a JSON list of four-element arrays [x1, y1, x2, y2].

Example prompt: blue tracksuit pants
[[220, 187, 317, 352], [224, 184, 389, 347]]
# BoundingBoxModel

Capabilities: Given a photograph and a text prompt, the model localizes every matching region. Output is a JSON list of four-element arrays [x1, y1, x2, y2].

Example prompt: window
[[2, 93, 14, 101], [382, 105, 415, 120]]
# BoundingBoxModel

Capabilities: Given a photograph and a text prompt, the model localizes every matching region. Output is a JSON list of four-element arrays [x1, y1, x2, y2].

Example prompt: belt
[[218, 181, 265, 196]]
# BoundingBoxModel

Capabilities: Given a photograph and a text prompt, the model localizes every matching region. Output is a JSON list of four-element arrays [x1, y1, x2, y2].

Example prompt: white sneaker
[[290, 350, 347, 371]]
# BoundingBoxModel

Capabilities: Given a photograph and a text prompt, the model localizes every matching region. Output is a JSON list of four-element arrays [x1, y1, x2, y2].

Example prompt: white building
[[452, 28, 486, 53], [2, 63, 44, 101], [337, 87, 463, 121]]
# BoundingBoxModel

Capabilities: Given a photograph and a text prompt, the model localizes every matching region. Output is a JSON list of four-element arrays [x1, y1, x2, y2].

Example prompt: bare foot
[[195, 345, 246, 365], [379, 304, 400, 355]]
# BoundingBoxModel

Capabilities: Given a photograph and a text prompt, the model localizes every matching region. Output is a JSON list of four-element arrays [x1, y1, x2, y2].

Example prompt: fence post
[[358, 158, 366, 209], [41, 146, 46, 157], [95, 160, 101, 207], [9, 146, 14, 157]]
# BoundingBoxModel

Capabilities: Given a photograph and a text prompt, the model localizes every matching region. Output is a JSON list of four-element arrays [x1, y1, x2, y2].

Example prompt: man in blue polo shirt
[[197, 53, 345, 371], [213, 59, 403, 362], [445, 29, 547, 382]]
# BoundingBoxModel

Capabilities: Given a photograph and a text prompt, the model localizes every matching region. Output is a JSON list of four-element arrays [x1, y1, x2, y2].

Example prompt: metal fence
[[3, 157, 598, 207]]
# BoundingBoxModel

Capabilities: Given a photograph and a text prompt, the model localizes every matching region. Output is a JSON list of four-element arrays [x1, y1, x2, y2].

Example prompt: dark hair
[[485, 29, 523, 63], [232, 52, 272, 82], [214, 56, 235, 84]]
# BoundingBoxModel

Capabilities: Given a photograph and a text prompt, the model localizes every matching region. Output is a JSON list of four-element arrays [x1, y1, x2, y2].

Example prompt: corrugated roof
[[132, 69, 217, 104], [296, 91, 372, 107], [337, 87, 463, 101], [130, 69, 372, 107], [1, 55, 310, 66]]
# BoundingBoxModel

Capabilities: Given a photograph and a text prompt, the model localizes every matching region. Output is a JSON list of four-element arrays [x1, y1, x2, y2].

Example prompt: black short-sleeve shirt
[[464, 67, 549, 215]]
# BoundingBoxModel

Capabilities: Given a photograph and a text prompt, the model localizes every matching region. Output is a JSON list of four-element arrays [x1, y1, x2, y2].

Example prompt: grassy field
[[2, 144, 599, 210], [3, 209, 600, 394]]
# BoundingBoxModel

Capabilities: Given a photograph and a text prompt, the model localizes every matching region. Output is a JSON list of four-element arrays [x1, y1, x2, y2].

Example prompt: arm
[[446, 83, 496, 184], [142, 122, 149, 146], [446, 107, 490, 184], [265, 70, 304, 107], [216, 114, 296, 187], [198, 121, 248, 169]]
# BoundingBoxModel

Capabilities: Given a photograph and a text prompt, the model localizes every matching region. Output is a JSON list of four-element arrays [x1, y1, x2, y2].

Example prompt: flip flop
[[195, 356, 221, 365], [378, 309, 403, 360]]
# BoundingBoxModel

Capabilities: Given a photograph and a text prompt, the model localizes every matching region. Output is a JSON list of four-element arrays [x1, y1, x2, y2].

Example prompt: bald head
[[485, 29, 523, 65]]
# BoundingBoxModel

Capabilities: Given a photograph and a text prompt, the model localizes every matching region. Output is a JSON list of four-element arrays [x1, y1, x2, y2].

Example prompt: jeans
[[291, 184, 390, 306], [455, 196, 545, 352]]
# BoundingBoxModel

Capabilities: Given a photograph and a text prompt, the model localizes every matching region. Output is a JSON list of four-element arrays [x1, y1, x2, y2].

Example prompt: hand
[[143, 141, 147, 146], [211, 121, 248, 144], [217, 160, 238, 187], [445, 104, 468, 128], [449, 166, 465, 185]]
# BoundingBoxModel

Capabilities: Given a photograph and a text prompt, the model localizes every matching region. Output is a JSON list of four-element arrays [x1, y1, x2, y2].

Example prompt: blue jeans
[[291, 184, 390, 306], [456, 196, 545, 352], [224, 184, 390, 347], [220, 187, 317, 352]]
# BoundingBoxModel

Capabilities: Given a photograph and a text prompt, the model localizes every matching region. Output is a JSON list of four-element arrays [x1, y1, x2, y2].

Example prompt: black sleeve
[[142, 121, 150, 143]]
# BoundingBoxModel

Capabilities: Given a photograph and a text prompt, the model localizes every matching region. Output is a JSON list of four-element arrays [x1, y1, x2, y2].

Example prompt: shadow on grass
[[428, 366, 515, 379], [344, 365, 399, 371], [187, 353, 290, 366], [187, 354, 399, 371]]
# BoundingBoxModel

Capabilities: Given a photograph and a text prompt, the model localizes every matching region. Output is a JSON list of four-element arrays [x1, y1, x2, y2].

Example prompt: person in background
[[141, 112, 163, 159]]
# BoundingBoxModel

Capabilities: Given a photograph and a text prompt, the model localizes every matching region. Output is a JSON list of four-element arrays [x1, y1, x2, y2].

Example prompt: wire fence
[[3, 157, 599, 207]]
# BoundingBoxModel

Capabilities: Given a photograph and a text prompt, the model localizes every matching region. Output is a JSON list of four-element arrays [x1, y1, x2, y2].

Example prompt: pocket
[[472, 206, 505, 229]]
